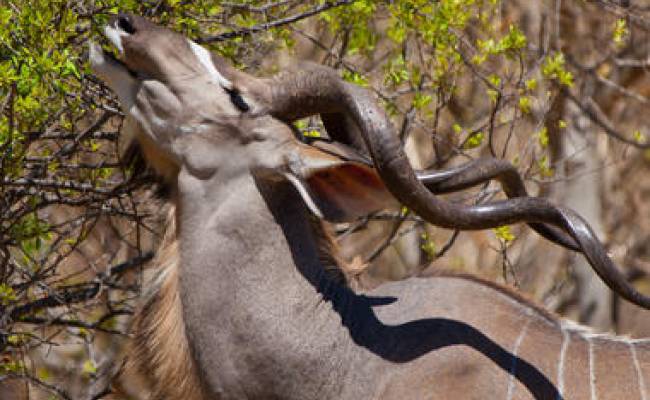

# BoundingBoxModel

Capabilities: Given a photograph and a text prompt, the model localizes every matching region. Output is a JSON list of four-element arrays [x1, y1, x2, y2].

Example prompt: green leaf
[[464, 132, 484, 149], [0, 359, 25, 374], [342, 70, 368, 87], [7, 334, 22, 346], [525, 78, 537, 91], [537, 155, 554, 177], [420, 232, 437, 260], [494, 225, 515, 242], [62, 59, 80, 79], [0, 284, 17, 305], [633, 130, 646, 145], [499, 24, 527, 54], [413, 93, 432, 109], [613, 18, 628, 47], [487, 89, 499, 103], [536, 126, 549, 148], [303, 129, 321, 138], [542, 53, 574, 87], [82, 360, 97, 376], [487, 74, 501, 88], [518, 96, 532, 114]]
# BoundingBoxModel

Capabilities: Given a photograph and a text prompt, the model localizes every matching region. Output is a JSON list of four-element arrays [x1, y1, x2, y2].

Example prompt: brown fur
[[419, 267, 560, 326], [309, 215, 369, 289], [125, 206, 205, 400], [121, 116, 180, 184]]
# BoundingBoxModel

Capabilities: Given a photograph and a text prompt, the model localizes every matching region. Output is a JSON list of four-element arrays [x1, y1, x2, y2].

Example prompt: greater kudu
[[90, 14, 650, 400]]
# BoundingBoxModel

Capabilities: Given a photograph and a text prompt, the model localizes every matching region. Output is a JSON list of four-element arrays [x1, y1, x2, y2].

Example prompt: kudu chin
[[90, 13, 650, 399]]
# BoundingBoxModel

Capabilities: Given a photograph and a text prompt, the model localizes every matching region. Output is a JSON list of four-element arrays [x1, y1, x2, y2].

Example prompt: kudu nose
[[117, 13, 136, 34]]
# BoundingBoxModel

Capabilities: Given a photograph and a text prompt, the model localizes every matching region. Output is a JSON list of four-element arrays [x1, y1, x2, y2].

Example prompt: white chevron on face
[[187, 39, 233, 91]]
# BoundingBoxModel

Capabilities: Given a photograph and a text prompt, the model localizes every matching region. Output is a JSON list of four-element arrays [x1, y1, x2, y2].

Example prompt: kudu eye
[[227, 89, 250, 112], [117, 14, 136, 34]]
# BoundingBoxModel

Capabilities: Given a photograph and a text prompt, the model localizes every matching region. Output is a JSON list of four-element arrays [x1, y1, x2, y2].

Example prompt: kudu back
[[90, 14, 650, 399]]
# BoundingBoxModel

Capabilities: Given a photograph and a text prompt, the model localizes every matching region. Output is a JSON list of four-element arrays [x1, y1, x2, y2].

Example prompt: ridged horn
[[268, 62, 650, 309]]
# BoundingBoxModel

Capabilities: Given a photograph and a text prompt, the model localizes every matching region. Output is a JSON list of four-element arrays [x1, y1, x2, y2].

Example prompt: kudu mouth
[[88, 15, 138, 82], [97, 12, 236, 94], [104, 13, 134, 55], [93, 13, 148, 82]]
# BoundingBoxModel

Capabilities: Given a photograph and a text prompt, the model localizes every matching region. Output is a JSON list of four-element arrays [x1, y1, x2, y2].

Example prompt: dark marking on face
[[117, 13, 136, 34], [227, 89, 250, 112]]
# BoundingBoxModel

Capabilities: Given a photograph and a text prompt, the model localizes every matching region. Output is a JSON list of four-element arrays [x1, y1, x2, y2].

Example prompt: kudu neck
[[175, 168, 345, 297], [173, 168, 368, 399]]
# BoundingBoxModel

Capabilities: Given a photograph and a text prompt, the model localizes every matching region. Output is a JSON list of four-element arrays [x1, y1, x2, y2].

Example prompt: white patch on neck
[[104, 22, 129, 54], [187, 40, 233, 90], [283, 173, 323, 219]]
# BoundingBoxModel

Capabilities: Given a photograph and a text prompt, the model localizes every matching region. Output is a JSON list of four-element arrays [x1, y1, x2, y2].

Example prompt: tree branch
[[196, 0, 354, 43]]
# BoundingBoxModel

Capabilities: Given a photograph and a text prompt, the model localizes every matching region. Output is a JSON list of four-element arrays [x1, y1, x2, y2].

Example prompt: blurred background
[[1, 0, 650, 398]]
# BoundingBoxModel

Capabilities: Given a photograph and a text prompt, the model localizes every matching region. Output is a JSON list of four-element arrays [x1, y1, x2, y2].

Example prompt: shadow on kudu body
[[88, 13, 650, 400], [177, 171, 564, 399], [262, 180, 561, 399]]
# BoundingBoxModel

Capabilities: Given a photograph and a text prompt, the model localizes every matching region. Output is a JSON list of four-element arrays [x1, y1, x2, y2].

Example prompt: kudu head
[[91, 13, 650, 309], [90, 13, 394, 220]]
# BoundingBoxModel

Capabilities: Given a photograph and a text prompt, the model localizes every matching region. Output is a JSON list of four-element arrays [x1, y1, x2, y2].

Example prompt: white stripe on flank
[[556, 329, 570, 400], [506, 321, 530, 400], [587, 337, 598, 400], [629, 342, 647, 400], [187, 40, 233, 90]]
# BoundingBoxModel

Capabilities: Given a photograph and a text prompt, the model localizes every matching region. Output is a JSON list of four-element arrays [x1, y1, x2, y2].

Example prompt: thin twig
[[197, 0, 354, 43], [564, 89, 650, 149]]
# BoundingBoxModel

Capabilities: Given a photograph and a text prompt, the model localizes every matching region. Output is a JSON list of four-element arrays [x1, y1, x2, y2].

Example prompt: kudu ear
[[285, 144, 398, 222]]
